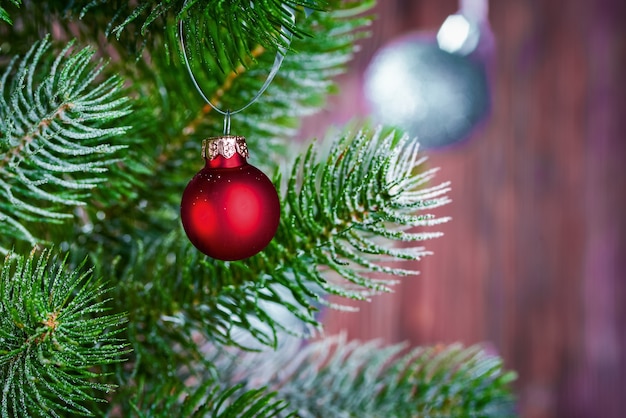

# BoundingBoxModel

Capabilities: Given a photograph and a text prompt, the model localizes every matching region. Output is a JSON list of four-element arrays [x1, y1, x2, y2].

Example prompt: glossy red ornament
[[180, 135, 280, 261]]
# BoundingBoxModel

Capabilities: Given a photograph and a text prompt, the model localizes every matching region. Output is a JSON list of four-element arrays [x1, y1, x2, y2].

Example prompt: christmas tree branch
[[2, 1, 326, 68], [152, 0, 374, 175], [0, 36, 130, 252], [104, 0, 326, 56], [125, 377, 295, 418], [207, 334, 517, 417], [281, 337, 517, 417], [0, 249, 129, 417], [105, 125, 450, 361], [0, 2, 520, 417], [0, 0, 20, 25], [60, 2, 376, 380], [78, 0, 373, 251], [282, 126, 450, 293]]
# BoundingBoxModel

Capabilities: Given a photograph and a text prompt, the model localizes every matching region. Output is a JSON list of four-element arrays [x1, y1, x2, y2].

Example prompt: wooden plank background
[[301, 0, 626, 417]]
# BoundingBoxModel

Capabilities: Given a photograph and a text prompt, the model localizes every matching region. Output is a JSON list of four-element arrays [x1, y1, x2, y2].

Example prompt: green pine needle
[[127, 377, 295, 418], [0, 36, 131, 253], [208, 335, 517, 417], [278, 125, 451, 299], [104, 0, 327, 55], [0, 249, 129, 417], [104, 125, 450, 357], [0, 4, 517, 418], [0, 1, 21, 25]]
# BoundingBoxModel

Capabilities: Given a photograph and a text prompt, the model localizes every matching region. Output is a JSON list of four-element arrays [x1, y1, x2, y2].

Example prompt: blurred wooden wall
[[306, 0, 626, 417]]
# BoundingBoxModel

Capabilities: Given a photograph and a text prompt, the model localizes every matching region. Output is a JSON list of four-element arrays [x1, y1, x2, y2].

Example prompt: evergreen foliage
[[0, 249, 128, 417], [94, 127, 450, 389], [282, 127, 450, 297], [208, 335, 517, 417], [0, 0, 517, 416], [0, 37, 130, 253], [127, 378, 294, 418], [0, 1, 20, 25]]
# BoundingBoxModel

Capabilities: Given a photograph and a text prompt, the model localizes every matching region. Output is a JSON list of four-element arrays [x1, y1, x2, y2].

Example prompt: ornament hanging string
[[178, 1, 288, 260], [178, 1, 295, 135], [460, 0, 488, 21]]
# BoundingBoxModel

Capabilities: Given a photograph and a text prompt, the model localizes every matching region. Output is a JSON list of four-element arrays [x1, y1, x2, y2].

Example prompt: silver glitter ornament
[[364, 15, 492, 149]]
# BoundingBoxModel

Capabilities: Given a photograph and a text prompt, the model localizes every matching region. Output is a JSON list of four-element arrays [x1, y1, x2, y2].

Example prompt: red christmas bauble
[[180, 135, 280, 261]]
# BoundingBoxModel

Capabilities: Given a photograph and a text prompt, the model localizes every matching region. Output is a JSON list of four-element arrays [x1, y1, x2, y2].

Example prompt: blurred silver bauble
[[364, 14, 492, 149]]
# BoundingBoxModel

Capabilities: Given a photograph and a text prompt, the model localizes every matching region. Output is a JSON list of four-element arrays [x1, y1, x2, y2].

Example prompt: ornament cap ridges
[[202, 136, 249, 160]]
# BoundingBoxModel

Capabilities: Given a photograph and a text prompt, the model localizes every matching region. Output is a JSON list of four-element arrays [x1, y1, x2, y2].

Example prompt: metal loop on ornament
[[223, 110, 231, 135], [178, 0, 294, 118]]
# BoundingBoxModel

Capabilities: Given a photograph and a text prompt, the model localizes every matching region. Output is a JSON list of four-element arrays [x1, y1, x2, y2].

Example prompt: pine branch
[[101, 125, 450, 360], [2, 1, 327, 66], [0, 0, 20, 25], [279, 338, 517, 417], [0, 36, 131, 253], [0, 3, 519, 418], [61, 0, 379, 353], [276, 125, 451, 299], [0, 249, 129, 417], [177, 0, 372, 141], [82, 0, 327, 61], [209, 335, 517, 417], [6, 0, 374, 254], [137, 0, 373, 195], [124, 377, 295, 418]]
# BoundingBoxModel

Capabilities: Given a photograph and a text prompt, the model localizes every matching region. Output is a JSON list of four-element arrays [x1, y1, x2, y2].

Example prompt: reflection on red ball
[[181, 154, 280, 261]]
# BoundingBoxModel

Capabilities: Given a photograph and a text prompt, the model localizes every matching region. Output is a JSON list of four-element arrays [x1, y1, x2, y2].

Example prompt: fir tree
[[0, 1, 517, 416]]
